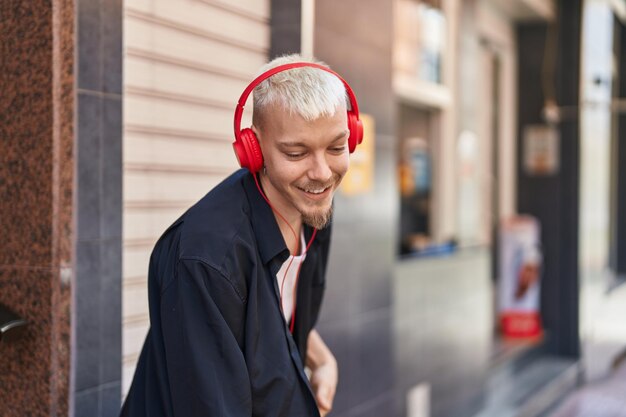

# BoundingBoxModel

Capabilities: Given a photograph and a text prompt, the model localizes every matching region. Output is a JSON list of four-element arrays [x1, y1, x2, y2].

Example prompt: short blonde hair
[[252, 54, 347, 130]]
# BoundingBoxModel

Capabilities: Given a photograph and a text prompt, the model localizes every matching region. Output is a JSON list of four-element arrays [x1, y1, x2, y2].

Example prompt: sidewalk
[[468, 269, 626, 417], [545, 269, 626, 417], [546, 362, 626, 417]]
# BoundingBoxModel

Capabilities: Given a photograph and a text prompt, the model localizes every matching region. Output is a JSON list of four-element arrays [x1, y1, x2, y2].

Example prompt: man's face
[[255, 103, 350, 229]]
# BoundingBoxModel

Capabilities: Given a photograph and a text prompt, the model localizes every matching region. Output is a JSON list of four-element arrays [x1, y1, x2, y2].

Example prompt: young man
[[121, 54, 362, 417]]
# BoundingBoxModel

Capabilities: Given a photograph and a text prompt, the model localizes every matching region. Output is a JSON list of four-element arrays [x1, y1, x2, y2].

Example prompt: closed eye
[[284, 151, 306, 159]]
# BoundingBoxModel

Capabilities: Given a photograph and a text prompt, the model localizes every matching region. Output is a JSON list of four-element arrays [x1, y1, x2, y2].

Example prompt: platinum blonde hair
[[252, 54, 347, 129]]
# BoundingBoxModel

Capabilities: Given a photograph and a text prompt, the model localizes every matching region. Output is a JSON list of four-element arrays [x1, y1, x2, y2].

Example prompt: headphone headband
[[233, 62, 361, 142], [232, 61, 364, 173]]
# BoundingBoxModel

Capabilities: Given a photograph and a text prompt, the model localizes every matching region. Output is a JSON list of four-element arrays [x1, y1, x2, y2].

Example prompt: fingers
[[316, 386, 332, 409], [316, 384, 335, 416]]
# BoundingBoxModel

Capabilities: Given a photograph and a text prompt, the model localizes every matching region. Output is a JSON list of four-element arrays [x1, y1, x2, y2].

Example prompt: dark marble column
[[73, 0, 123, 415], [611, 17, 626, 277], [516, 0, 582, 357], [270, 0, 302, 57], [0, 0, 74, 416]]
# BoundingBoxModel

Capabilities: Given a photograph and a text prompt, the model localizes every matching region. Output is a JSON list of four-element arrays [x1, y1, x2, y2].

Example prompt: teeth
[[303, 187, 327, 194]]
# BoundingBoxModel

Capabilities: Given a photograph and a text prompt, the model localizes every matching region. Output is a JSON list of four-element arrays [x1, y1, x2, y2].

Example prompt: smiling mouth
[[296, 184, 333, 199], [301, 186, 329, 194]]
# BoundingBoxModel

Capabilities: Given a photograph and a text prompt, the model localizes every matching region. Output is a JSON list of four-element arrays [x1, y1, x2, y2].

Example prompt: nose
[[308, 152, 333, 183]]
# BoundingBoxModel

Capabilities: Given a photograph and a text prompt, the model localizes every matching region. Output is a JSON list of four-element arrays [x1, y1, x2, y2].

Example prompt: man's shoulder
[[175, 169, 255, 267], [184, 168, 249, 217]]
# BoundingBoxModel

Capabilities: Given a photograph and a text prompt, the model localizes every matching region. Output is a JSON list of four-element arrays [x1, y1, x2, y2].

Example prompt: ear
[[251, 124, 261, 140]]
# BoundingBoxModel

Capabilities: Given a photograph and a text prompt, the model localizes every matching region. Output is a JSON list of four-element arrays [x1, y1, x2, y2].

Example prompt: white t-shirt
[[276, 231, 307, 323]]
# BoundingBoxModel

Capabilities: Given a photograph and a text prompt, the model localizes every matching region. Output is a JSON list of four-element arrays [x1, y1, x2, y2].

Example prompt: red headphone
[[232, 62, 364, 173]]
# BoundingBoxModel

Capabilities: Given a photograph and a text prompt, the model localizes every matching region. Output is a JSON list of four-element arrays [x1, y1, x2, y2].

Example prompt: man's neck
[[277, 218, 302, 256], [259, 173, 302, 255]]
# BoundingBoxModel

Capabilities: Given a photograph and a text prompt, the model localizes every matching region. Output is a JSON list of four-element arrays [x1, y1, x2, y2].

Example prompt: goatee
[[302, 205, 333, 230]]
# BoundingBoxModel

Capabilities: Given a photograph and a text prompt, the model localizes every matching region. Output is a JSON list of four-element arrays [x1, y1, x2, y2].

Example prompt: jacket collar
[[242, 170, 290, 265], [242, 170, 330, 265]]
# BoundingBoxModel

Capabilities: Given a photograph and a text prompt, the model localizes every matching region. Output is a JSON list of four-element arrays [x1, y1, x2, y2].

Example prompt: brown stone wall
[[0, 0, 74, 416]]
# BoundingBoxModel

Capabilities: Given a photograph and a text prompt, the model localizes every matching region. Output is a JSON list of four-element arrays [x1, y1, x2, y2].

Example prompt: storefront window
[[394, 0, 454, 257], [398, 104, 435, 255], [395, 0, 446, 84]]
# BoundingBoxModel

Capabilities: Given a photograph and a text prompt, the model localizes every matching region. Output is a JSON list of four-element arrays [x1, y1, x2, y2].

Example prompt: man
[[120, 54, 363, 417]]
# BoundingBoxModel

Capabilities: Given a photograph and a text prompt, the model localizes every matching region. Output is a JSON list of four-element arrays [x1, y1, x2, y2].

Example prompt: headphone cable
[[253, 172, 318, 333]]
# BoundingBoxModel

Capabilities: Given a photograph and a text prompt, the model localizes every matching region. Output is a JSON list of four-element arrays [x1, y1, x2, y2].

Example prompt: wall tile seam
[[75, 379, 121, 396], [76, 239, 120, 244], [77, 89, 122, 100]]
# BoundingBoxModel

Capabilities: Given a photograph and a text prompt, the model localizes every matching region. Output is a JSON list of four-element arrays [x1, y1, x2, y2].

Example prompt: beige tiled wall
[[122, 0, 269, 394]]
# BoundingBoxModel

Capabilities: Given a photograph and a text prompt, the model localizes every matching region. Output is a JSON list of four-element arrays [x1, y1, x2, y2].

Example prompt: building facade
[[6, 0, 622, 416]]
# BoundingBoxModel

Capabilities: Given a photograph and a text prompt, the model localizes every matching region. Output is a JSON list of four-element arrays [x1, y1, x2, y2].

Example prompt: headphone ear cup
[[235, 128, 264, 173], [347, 112, 364, 153]]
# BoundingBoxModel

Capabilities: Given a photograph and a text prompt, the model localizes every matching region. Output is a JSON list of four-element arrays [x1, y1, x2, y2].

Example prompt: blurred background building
[[2, 0, 626, 416]]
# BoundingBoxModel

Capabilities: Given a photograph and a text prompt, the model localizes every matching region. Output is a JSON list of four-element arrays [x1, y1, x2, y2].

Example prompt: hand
[[306, 330, 338, 416], [309, 358, 338, 417]]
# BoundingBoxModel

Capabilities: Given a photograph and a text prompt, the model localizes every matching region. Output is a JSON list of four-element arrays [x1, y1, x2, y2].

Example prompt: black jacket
[[120, 169, 331, 417]]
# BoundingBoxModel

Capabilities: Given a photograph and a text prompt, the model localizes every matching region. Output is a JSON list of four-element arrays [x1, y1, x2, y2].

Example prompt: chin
[[301, 205, 333, 230]]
